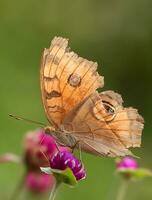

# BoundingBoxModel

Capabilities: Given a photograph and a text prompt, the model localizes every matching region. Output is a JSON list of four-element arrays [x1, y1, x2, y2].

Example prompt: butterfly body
[[40, 37, 144, 157], [44, 126, 77, 148]]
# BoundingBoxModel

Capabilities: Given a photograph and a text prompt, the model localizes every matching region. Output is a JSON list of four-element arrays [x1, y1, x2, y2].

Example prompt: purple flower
[[117, 157, 139, 170], [49, 151, 86, 181], [25, 172, 54, 193]]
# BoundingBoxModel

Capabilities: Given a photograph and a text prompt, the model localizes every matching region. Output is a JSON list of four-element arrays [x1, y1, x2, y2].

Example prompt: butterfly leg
[[78, 142, 82, 163], [71, 140, 79, 153], [71, 140, 83, 162]]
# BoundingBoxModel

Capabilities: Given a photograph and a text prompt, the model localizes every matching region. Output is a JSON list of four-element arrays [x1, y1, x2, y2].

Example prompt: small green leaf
[[40, 167, 77, 186], [40, 167, 52, 174], [53, 168, 77, 186], [131, 168, 152, 178], [118, 168, 152, 181]]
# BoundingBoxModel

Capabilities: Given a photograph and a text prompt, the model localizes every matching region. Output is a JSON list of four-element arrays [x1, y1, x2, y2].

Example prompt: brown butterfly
[[40, 36, 144, 157]]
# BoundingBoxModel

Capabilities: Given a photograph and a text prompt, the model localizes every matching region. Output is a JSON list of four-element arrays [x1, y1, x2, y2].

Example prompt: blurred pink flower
[[23, 129, 70, 170], [0, 129, 71, 194], [25, 172, 54, 193], [0, 153, 20, 163], [117, 157, 139, 170]]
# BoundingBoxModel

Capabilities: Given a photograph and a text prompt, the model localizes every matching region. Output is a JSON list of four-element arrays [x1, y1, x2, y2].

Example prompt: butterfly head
[[44, 126, 57, 137]]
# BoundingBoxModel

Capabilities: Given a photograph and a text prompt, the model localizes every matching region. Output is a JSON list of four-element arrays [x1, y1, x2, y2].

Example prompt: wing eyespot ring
[[67, 73, 81, 87]]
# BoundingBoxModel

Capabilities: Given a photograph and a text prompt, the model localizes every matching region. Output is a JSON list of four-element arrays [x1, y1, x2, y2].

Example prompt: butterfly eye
[[103, 103, 115, 114]]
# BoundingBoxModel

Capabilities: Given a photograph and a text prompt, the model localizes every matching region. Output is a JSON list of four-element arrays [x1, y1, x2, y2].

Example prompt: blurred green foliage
[[0, 0, 152, 199]]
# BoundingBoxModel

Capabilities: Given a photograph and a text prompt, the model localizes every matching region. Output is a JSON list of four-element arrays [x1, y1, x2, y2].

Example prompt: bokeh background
[[0, 0, 152, 199]]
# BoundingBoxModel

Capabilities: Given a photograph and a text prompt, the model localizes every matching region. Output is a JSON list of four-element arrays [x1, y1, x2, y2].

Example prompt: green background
[[0, 0, 152, 199]]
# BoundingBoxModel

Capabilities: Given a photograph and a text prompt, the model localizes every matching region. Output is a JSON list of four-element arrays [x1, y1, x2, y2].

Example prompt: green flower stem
[[49, 179, 61, 200], [10, 173, 26, 200], [116, 180, 128, 200]]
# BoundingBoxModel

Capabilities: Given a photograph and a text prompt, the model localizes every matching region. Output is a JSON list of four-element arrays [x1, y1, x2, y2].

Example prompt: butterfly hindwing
[[63, 91, 144, 157]]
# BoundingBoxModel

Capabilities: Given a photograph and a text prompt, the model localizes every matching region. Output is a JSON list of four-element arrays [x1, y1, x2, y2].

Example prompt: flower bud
[[117, 157, 138, 170]]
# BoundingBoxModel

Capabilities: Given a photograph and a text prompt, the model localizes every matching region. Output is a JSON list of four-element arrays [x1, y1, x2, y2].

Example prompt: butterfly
[[40, 36, 144, 157]]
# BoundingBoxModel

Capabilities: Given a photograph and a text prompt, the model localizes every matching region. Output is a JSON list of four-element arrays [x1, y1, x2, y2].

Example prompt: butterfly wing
[[40, 37, 104, 127], [63, 91, 144, 157]]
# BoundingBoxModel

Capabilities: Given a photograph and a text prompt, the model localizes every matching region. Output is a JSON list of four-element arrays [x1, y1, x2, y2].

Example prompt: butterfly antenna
[[9, 114, 47, 127]]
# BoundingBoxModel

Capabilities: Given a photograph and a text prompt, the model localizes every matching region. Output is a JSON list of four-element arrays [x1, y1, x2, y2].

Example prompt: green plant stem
[[49, 180, 61, 200], [10, 173, 26, 200], [116, 180, 128, 200]]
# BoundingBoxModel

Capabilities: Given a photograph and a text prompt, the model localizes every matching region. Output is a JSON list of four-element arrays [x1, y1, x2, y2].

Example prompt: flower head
[[116, 157, 152, 181], [25, 172, 54, 193], [50, 151, 86, 181], [23, 129, 69, 170], [117, 157, 138, 170]]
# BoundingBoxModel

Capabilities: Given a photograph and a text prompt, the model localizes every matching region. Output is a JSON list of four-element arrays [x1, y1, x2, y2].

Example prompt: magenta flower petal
[[117, 157, 139, 170], [75, 167, 86, 180], [25, 172, 54, 193], [38, 130, 58, 156], [50, 151, 86, 181], [51, 152, 66, 170]]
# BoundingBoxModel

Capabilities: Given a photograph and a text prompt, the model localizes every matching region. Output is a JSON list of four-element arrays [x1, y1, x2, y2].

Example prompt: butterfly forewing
[[40, 36, 104, 127]]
